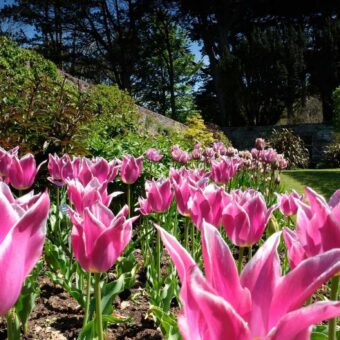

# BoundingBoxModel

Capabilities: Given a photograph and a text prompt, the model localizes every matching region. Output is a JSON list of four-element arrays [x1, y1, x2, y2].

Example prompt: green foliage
[[268, 128, 309, 168], [320, 143, 340, 168], [0, 37, 139, 156]]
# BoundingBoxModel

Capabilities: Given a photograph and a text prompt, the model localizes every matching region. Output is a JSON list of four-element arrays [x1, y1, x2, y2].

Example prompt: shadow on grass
[[282, 170, 340, 199]]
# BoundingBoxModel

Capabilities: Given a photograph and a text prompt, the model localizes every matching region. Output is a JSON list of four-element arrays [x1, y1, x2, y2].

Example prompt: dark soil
[[0, 250, 163, 340]]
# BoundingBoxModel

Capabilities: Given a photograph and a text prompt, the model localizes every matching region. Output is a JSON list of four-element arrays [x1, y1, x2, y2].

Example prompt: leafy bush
[[268, 128, 309, 168], [320, 143, 340, 168], [0, 37, 139, 157]]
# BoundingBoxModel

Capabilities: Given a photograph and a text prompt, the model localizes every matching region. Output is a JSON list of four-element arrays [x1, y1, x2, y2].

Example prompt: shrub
[[268, 128, 309, 168], [184, 114, 215, 146], [0, 37, 139, 157], [320, 143, 340, 168]]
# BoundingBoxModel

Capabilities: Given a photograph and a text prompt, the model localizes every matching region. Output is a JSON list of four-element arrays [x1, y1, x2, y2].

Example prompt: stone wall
[[223, 124, 335, 165], [136, 106, 187, 132]]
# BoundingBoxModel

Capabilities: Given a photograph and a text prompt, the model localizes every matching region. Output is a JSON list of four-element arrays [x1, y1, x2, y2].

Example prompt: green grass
[[281, 169, 340, 199]]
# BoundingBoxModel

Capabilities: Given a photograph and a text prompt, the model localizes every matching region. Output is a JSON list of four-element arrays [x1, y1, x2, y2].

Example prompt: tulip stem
[[127, 184, 131, 218], [237, 247, 245, 273], [6, 309, 20, 340], [184, 217, 189, 250], [94, 273, 104, 340], [83, 272, 91, 328], [191, 220, 195, 257], [156, 230, 161, 285], [248, 246, 252, 259], [56, 186, 62, 245], [328, 275, 339, 340]]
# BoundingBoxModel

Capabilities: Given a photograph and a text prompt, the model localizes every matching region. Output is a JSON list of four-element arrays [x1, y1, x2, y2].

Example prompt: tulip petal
[[0, 192, 49, 315], [240, 231, 281, 337], [269, 249, 340, 327], [180, 266, 251, 340], [156, 225, 195, 283], [282, 227, 306, 269], [0, 191, 19, 243], [91, 215, 136, 272], [201, 221, 251, 319], [269, 301, 340, 340]]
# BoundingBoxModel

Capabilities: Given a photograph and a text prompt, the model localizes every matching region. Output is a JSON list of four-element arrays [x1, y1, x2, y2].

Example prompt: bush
[[320, 143, 340, 168], [185, 115, 232, 147], [268, 128, 309, 168], [0, 37, 139, 157]]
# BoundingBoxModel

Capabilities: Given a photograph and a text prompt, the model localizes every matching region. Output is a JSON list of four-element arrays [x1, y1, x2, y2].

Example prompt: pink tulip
[[90, 157, 120, 183], [157, 222, 340, 340], [225, 147, 238, 157], [120, 155, 143, 184], [173, 178, 192, 216], [255, 138, 266, 150], [276, 190, 302, 216], [0, 146, 18, 178], [210, 156, 239, 184], [212, 142, 227, 155], [222, 189, 276, 247], [191, 147, 202, 160], [275, 154, 288, 170], [0, 183, 50, 315], [139, 178, 174, 215], [60, 157, 120, 186], [203, 147, 215, 161], [9, 154, 45, 190], [145, 148, 163, 162], [259, 148, 278, 164], [69, 203, 138, 272], [283, 187, 340, 268], [188, 184, 231, 229], [48, 153, 72, 186], [171, 147, 191, 164], [66, 178, 120, 214]]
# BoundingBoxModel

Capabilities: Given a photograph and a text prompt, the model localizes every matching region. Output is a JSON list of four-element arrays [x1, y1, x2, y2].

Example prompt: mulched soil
[[0, 249, 163, 340]]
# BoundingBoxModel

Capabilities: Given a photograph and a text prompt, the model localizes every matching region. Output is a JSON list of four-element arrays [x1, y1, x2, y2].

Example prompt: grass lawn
[[280, 169, 340, 199]]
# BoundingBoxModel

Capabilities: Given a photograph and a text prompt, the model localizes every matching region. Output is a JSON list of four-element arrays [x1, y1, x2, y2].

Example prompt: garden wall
[[223, 124, 335, 165]]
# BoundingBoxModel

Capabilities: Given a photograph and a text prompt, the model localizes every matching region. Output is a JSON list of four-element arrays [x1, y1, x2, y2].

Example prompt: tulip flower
[[90, 157, 120, 183], [188, 184, 231, 229], [120, 155, 143, 184], [255, 138, 266, 150], [259, 148, 278, 164], [203, 147, 215, 161], [66, 178, 120, 214], [283, 187, 340, 269], [0, 146, 18, 178], [157, 222, 340, 340], [69, 203, 137, 272], [225, 147, 238, 157], [191, 147, 202, 160], [212, 142, 227, 155], [171, 147, 191, 164], [145, 148, 163, 162], [0, 183, 50, 315], [9, 153, 45, 190], [138, 178, 174, 214], [173, 178, 192, 216], [276, 190, 302, 216], [222, 189, 276, 247], [48, 153, 71, 186], [210, 156, 239, 184]]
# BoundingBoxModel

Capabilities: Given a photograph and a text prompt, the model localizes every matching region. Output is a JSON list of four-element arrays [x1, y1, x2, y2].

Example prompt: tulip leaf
[[89, 274, 126, 319]]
